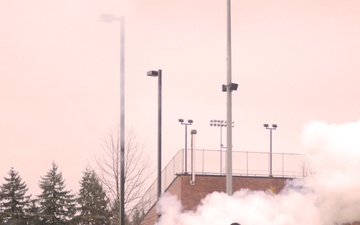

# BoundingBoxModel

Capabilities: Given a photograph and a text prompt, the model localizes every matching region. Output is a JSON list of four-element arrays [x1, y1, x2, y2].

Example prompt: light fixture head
[[230, 83, 238, 91], [188, 119, 193, 124], [264, 124, 269, 128], [178, 119, 184, 123], [222, 83, 238, 92], [99, 13, 116, 22], [147, 70, 159, 77], [272, 124, 277, 128], [191, 130, 197, 134]]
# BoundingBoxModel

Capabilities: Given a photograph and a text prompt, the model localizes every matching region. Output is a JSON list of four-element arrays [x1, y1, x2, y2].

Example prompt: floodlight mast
[[219, 0, 239, 196], [100, 13, 125, 225], [264, 123, 277, 177], [226, 0, 236, 196], [218, 0, 239, 196], [179, 119, 193, 173], [210, 120, 234, 175]]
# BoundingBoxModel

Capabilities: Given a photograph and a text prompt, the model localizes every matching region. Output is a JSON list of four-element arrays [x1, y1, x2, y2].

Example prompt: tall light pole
[[100, 13, 125, 225], [223, 0, 238, 196], [147, 70, 162, 202], [210, 120, 234, 175], [178, 119, 193, 173], [263, 124, 277, 177]]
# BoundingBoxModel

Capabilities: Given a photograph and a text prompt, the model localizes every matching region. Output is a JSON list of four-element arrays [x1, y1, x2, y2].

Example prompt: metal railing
[[135, 149, 305, 216]]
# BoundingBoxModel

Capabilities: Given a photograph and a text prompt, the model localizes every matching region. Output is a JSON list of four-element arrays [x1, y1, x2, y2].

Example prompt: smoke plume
[[156, 120, 360, 225]]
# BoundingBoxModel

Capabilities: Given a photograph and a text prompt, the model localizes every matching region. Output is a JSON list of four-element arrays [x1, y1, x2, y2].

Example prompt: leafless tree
[[93, 125, 155, 224]]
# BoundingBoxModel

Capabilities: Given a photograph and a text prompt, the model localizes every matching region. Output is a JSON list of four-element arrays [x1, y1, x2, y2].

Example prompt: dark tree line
[[0, 162, 144, 225]]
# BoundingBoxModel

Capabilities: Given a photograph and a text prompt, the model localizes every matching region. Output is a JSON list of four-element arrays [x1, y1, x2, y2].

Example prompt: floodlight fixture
[[230, 83, 238, 91], [222, 83, 239, 92], [178, 119, 184, 123], [191, 129, 197, 134], [272, 124, 277, 128], [99, 13, 117, 22], [147, 70, 159, 77]]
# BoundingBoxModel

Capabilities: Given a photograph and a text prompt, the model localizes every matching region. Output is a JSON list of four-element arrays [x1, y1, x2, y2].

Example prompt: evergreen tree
[[110, 201, 130, 225], [38, 162, 76, 224], [0, 167, 30, 225], [26, 199, 42, 225], [75, 168, 111, 225]]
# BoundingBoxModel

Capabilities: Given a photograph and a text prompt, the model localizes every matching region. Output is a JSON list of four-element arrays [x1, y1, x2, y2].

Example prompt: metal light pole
[[100, 14, 125, 225], [190, 129, 197, 185], [210, 120, 234, 175], [225, 0, 235, 196], [178, 119, 193, 173], [264, 124, 277, 177], [147, 70, 162, 201]]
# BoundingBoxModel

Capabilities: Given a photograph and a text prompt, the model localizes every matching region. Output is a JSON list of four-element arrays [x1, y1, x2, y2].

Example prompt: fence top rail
[[190, 148, 303, 155]]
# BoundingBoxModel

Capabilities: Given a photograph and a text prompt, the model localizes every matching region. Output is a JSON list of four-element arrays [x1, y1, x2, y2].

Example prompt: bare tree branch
[[93, 125, 155, 223]]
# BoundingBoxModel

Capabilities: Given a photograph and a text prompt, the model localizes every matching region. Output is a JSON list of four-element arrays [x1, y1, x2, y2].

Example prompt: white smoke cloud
[[301, 120, 360, 224], [156, 120, 360, 225]]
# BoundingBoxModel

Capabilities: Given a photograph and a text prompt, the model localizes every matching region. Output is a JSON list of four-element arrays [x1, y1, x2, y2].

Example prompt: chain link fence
[[136, 149, 305, 216]]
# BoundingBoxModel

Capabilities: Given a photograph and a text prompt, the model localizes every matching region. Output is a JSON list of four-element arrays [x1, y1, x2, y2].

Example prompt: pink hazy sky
[[1, 0, 360, 195]]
